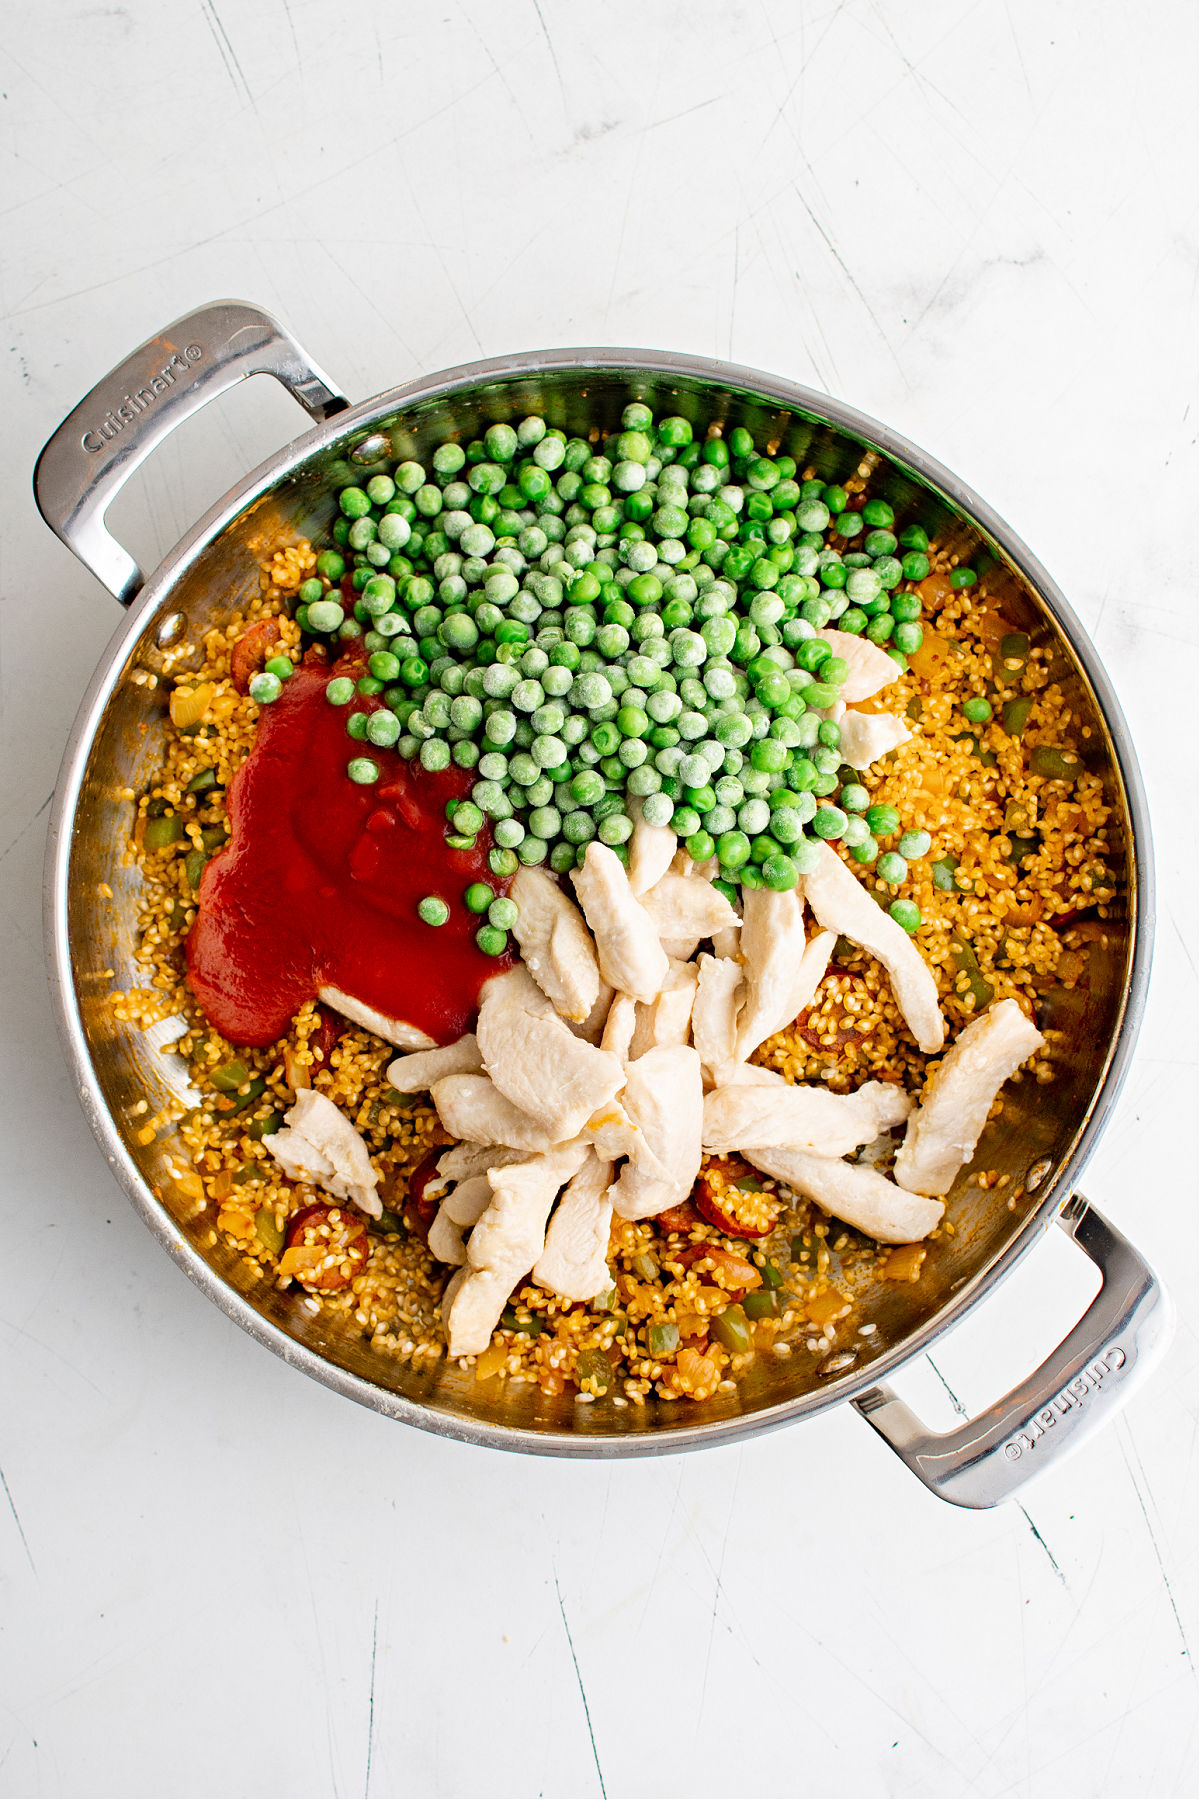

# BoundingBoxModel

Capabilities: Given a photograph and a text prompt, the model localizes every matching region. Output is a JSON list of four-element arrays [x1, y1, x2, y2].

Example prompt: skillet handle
[[33, 299, 347, 606], [853, 1195, 1172, 1509]]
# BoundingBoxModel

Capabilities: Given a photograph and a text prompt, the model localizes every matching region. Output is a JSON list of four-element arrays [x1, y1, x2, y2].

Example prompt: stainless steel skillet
[[34, 300, 1171, 1505]]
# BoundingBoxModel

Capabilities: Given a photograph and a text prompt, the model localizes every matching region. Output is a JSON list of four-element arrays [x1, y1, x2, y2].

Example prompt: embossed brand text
[[81, 344, 204, 453], [1002, 1344, 1127, 1460]]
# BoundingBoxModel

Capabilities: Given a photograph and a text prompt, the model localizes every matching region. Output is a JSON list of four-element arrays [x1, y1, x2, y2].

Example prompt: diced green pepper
[[950, 934, 994, 1011], [743, 1290, 781, 1320], [255, 1208, 285, 1255], [1030, 744, 1082, 781], [576, 1348, 613, 1394], [144, 814, 184, 851], [1001, 697, 1033, 738], [211, 1059, 252, 1092], [711, 1304, 752, 1354], [999, 632, 1030, 671], [243, 1108, 284, 1141], [226, 1076, 267, 1114], [500, 1306, 541, 1336]]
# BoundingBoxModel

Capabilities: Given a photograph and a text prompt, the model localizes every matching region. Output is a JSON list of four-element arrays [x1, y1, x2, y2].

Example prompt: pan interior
[[61, 364, 1139, 1445]]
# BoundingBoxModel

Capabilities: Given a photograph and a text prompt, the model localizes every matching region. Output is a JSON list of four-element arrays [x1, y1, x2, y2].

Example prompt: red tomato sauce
[[187, 651, 511, 1048]]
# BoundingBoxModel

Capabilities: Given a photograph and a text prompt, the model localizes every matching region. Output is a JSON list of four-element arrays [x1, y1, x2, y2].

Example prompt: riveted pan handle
[[33, 299, 347, 606], [853, 1196, 1172, 1508]]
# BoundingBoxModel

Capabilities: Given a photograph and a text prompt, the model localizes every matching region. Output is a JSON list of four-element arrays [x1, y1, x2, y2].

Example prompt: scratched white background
[[1, 3, 1196, 1797]]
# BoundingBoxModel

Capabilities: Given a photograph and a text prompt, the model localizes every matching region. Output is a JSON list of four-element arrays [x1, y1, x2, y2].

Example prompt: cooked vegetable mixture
[[115, 402, 1118, 1405]]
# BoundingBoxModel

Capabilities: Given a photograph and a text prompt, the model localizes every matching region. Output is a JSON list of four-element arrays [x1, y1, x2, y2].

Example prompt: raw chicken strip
[[600, 991, 638, 1061], [707, 1061, 780, 1089], [428, 1174, 496, 1268], [820, 630, 903, 704], [638, 871, 740, 951], [264, 1088, 381, 1218], [691, 954, 745, 1075], [444, 1143, 589, 1355], [783, 928, 838, 1030], [610, 1044, 704, 1220], [476, 966, 625, 1143], [386, 1034, 483, 1092], [317, 985, 436, 1051], [532, 1150, 616, 1301], [627, 803, 677, 897], [735, 887, 807, 1059], [510, 866, 601, 1023], [801, 843, 945, 1053], [428, 1210, 467, 1266], [744, 1146, 944, 1243], [836, 710, 911, 770], [630, 959, 698, 1059], [711, 923, 741, 960], [894, 999, 1045, 1196], [430, 1073, 560, 1154], [437, 1142, 523, 1183], [567, 979, 615, 1046], [703, 1069, 912, 1158], [442, 1174, 494, 1226], [572, 842, 670, 1003]]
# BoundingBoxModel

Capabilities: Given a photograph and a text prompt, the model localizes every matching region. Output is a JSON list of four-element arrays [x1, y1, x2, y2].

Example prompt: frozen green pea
[[898, 829, 931, 859], [811, 805, 847, 841], [641, 792, 675, 828], [419, 739, 451, 772], [889, 898, 921, 933]]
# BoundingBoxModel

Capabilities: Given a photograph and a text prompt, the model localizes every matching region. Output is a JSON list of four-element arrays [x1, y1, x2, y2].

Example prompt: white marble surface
[[1, 4, 1195, 1796]]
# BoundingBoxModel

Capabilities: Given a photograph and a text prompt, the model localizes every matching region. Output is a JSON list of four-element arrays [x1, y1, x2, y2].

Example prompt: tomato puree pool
[[187, 652, 510, 1047]]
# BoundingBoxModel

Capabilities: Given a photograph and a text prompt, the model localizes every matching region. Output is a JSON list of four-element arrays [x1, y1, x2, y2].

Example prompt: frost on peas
[[664, 572, 699, 604], [378, 512, 412, 550], [647, 688, 682, 724], [671, 630, 707, 669], [623, 541, 659, 574], [627, 764, 662, 796], [641, 792, 675, 828], [612, 461, 647, 493], [737, 797, 773, 837], [531, 734, 567, 769], [459, 523, 496, 558]]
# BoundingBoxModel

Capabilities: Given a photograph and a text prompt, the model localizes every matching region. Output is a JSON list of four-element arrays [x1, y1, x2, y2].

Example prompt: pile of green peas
[[260, 405, 972, 947]]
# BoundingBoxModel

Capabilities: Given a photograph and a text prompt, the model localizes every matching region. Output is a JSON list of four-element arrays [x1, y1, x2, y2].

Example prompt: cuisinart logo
[[81, 343, 204, 453], [1002, 1344, 1127, 1460]]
